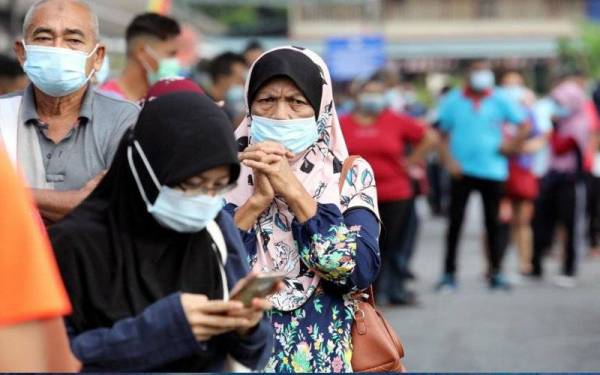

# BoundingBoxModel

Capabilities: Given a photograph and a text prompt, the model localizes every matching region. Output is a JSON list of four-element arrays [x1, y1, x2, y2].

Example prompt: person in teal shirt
[[437, 60, 530, 291]]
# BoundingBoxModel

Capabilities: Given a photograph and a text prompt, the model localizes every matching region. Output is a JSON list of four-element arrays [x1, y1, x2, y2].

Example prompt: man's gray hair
[[22, 0, 99, 40]]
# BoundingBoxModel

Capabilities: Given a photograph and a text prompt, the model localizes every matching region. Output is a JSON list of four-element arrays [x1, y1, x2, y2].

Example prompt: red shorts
[[506, 162, 539, 200]]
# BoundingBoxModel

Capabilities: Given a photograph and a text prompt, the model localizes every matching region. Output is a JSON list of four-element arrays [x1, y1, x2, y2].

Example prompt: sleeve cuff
[[291, 203, 343, 240], [169, 293, 209, 353]]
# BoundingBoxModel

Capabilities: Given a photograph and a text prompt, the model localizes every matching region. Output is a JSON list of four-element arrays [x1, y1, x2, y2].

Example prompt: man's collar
[[463, 86, 492, 101], [22, 83, 94, 123]]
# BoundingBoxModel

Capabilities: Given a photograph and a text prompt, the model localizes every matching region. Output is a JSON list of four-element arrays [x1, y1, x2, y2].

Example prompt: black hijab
[[247, 48, 324, 117], [49, 93, 240, 369]]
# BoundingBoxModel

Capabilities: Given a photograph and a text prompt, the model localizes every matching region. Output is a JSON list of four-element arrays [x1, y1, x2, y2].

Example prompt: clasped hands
[[239, 141, 304, 207]]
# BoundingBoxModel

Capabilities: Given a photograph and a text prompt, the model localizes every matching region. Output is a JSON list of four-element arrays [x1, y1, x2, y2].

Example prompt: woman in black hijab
[[49, 92, 274, 372]]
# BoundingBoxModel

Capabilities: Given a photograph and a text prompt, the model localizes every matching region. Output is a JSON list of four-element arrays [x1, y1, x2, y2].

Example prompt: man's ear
[[93, 44, 106, 72], [14, 40, 26, 65]]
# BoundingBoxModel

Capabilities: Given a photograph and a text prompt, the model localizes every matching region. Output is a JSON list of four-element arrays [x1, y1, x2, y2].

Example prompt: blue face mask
[[143, 45, 182, 85], [552, 101, 572, 119], [224, 85, 246, 119], [22, 41, 98, 97], [250, 115, 319, 154], [384, 89, 402, 107], [127, 140, 224, 233], [337, 100, 355, 114], [95, 54, 110, 84], [358, 93, 386, 114], [470, 69, 495, 91]]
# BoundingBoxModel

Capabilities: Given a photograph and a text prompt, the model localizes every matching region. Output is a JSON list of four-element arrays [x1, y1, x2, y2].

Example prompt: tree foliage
[[557, 22, 600, 78]]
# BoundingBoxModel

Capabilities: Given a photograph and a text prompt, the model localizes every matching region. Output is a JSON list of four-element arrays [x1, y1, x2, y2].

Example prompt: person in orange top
[[0, 146, 78, 372]]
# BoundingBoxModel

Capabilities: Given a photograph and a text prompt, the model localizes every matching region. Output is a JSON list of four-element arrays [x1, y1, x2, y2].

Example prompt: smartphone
[[231, 272, 285, 306]]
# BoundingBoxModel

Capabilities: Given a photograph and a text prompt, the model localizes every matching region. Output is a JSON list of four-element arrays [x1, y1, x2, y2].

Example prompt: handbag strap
[[339, 155, 377, 309]]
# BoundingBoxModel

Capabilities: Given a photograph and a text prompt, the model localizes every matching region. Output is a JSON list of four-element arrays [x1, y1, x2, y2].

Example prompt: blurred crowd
[[2, 0, 600, 372], [334, 60, 600, 302]]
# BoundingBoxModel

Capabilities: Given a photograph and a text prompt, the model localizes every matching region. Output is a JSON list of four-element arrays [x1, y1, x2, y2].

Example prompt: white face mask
[[127, 140, 224, 233], [470, 69, 495, 91]]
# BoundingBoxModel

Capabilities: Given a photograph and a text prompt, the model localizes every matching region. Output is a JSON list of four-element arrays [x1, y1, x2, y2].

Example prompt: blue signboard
[[325, 35, 386, 82], [587, 0, 600, 21]]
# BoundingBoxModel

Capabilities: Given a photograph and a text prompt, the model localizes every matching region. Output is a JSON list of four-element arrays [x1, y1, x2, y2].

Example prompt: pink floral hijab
[[226, 46, 379, 311]]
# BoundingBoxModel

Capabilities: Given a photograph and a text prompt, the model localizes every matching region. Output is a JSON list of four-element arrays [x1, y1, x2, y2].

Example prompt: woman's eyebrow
[[257, 91, 277, 97]]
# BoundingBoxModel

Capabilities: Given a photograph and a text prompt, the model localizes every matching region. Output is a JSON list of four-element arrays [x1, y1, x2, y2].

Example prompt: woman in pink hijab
[[225, 46, 381, 372], [532, 79, 590, 287]]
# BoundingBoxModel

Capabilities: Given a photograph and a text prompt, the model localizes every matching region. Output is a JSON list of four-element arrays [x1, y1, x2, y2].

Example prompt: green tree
[[557, 22, 600, 78]]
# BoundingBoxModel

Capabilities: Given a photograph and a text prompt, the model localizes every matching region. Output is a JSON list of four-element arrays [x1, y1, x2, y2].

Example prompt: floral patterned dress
[[224, 203, 380, 372]]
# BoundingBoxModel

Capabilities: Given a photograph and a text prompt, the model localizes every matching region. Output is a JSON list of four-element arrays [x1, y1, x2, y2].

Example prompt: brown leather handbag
[[339, 156, 406, 373], [350, 287, 406, 372]]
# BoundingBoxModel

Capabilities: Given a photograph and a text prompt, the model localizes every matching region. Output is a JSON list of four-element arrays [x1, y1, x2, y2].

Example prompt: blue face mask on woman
[[552, 101, 572, 119], [250, 115, 319, 154], [127, 140, 224, 233], [22, 41, 98, 97]]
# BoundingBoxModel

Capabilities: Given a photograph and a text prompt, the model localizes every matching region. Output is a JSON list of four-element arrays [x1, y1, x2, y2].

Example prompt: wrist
[[280, 181, 305, 203], [236, 322, 260, 337], [249, 194, 272, 211], [76, 188, 90, 203]]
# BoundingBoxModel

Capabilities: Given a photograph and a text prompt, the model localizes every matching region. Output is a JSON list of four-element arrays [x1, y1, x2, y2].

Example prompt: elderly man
[[0, 0, 139, 224]]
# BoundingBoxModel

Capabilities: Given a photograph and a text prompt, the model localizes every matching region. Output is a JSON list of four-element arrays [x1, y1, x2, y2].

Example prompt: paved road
[[384, 197, 600, 372]]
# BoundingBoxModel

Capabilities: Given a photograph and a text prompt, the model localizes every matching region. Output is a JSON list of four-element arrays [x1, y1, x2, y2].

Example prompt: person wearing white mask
[[100, 13, 182, 103], [436, 60, 531, 291], [0, 0, 139, 224]]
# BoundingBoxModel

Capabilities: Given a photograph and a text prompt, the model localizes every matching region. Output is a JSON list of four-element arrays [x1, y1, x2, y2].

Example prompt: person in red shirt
[[340, 77, 438, 305], [100, 13, 181, 102], [0, 146, 78, 372]]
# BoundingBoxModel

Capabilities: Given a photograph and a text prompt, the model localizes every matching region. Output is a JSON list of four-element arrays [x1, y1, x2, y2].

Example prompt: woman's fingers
[[245, 141, 295, 158], [190, 310, 250, 328], [244, 145, 285, 156], [259, 154, 283, 164], [240, 152, 282, 164], [192, 324, 234, 338], [195, 299, 244, 314], [242, 159, 275, 174], [239, 150, 267, 162], [250, 297, 273, 311], [246, 141, 287, 154], [227, 307, 255, 318]]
